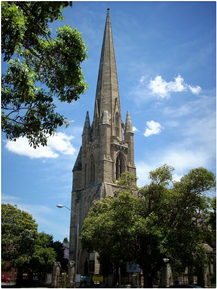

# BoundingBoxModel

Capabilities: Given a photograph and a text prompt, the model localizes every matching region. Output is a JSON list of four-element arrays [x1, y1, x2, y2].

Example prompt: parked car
[[1, 276, 11, 283]]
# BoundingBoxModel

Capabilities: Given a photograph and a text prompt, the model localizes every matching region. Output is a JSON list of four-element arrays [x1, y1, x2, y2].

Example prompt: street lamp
[[57, 204, 79, 287]]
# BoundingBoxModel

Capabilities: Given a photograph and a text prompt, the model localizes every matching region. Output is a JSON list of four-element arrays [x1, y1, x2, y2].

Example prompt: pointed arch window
[[115, 112, 120, 138], [85, 163, 87, 185], [116, 153, 125, 180], [90, 155, 95, 183], [83, 196, 88, 219]]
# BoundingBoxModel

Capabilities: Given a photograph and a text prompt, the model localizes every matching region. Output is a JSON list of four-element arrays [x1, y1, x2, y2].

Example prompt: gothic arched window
[[115, 112, 119, 137], [90, 155, 95, 183], [84, 163, 87, 185], [116, 153, 125, 180]]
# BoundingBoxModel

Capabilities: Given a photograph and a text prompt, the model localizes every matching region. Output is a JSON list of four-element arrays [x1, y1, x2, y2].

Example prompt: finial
[[125, 111, 133, 133], [107, 8, 110, 11]]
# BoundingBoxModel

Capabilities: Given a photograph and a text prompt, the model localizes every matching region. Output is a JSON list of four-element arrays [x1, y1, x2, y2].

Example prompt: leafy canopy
[[1, 1, 88, 148], [30, 232, 57, 273], [1, 203, 38, 268], [81, 165, 215, 287]]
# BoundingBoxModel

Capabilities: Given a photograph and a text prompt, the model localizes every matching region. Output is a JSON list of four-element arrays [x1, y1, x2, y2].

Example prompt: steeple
[[70, 9, 137, 275], [93, 8, 122, 139], [82, 111, 90, 136], [125, 111, 133, 133], [124, 110, 134, 166]]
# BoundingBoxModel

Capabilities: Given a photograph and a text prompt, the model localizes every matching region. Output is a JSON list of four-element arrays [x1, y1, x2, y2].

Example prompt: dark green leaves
[[81, 166, 215, 286], [1, 1, 87, 148], [1, 204, 38, 268], [30, 232, 57, 272], [1, 204, 66, 274], [1, 2, 26, 61]]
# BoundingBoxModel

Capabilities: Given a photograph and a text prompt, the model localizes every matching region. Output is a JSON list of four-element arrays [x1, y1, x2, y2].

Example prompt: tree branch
[[16, 1, 56, 43]]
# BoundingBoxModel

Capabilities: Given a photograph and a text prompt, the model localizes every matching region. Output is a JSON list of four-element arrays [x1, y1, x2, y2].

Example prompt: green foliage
[[207, 197, 216, 231], [149, 164, 174, 186], [1, 203, 67, 278], [210, 272, 216, 287], [30, 233, 67, 274], [30, 232, 56, 272], [1, 1, 88, 148], [81, 166, 215, 287], [50, 240, 68, 272], [63, 237, 69, 243], [116, 170, 138, 191], [1, 203, 38, 268], [81, 192, 140, 274]]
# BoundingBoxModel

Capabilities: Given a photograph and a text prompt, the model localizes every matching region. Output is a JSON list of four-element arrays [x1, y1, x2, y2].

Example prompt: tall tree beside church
[[1, 204, 38, 283], [1, 1, 88, 148], [2, 204, 67, 284], [207, 196, 216, 231], [81, 166, 215, 287], [30, 232, 57, 274], [30, 233, 68, 282]]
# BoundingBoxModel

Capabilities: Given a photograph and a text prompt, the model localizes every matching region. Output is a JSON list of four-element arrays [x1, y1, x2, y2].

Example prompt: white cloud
[[148, 76, 169, 98], [136, 162, 153, 187], [148, 75, 186, 98], [136, 161, 183, 187], [130, 74, 202, 105], [1, 194, 56, 231], [136, 92, 215, 188], [160, 149, 210, 173], [139, 75, 148, 84], [1, 195, 20, 202], [5, 137, 58, 158], [188, 85, 202, 94], [163, 95, 216, 152], [133, 126, 140, 132], [5, 132, 76, 159], [47, 132, 75, 155], [148, 74, 201, 98], [163, 104, 192, 118], [144, 120, 164, 137], [172, 173, 183, 182], [1, 194, 53, 216], [167, 75, 186, 92], [136, 147, 212, 188]]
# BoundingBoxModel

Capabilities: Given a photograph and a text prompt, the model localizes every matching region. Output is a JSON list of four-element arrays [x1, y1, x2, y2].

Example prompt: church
[[67, 9, 216, 288], [69, 8, 136, 277]]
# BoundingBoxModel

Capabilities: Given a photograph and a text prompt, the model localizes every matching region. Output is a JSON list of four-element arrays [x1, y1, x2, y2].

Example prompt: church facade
[[69, 8, 136, 275]]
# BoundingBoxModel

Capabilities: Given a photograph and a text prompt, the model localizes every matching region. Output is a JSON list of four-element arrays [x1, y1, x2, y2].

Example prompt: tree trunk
[[16, 266, 23, 286], [197, 266, 205, 287], [143, 270, 153, 288]]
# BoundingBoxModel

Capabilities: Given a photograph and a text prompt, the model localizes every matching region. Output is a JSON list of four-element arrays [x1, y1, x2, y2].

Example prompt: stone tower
[[69, 8, 136, 275]]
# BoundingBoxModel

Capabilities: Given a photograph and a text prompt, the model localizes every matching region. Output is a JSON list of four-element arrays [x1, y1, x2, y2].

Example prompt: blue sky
[[1, 1, 216, 242]]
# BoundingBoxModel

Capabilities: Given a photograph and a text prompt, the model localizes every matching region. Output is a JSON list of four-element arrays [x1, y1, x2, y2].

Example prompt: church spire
[[82, 111, 90, 136], [125, 111, 133, 133], [70, 8, 136, 274], [93, 8, 122, 138]]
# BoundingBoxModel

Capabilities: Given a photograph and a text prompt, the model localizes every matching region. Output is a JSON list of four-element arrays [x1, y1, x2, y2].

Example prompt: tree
[[81, 166, 215, 287], [138, 166, 215, 286], [50, 240, 68, 273], [63, 237, 69, 243], [1, 1, 88, 148], [1, 204, 68, 285], [207, 196, 216, 231], [1, 204, 38, 283], [30, 232, 56, 274], [30, 233, 69, 283], [115, 170, 138, 191]]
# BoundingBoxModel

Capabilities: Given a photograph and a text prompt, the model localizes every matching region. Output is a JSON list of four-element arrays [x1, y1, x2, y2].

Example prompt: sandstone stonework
[[69, 9, 136, 275]]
